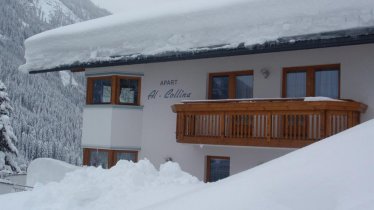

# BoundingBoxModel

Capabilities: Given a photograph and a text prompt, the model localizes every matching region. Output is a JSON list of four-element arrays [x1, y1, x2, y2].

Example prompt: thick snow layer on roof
[[1, 120, 374, 209], [20, 0, 374, 72]]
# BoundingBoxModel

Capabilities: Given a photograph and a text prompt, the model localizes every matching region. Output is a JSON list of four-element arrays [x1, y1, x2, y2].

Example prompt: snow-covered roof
[[20, 0, 374, 73]]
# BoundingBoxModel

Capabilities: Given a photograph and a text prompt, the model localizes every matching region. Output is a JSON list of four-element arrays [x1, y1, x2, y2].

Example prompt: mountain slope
[[0, 0, 110, 169], [34, 0, 108, 26]]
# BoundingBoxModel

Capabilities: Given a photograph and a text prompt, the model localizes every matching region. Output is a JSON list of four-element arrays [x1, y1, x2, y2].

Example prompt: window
[[211, 76, 229, 99], [87, 75, 141, 105], [117, 77, 140, 105], [88, 77, 113, 104], [315, 70, 340, 98], [89, 150, 109, 168], [115, 151, 138, 163], [83, 148, 138, 168], [282, 64, 340, 98], [209, 70, 253, 99], [286, 71, 306, 98], [236, 74, 253, 98], [206, 156, 230, 182]]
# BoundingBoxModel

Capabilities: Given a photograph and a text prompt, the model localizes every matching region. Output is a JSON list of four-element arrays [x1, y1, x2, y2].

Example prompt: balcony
[[172, 98, 367, 148]]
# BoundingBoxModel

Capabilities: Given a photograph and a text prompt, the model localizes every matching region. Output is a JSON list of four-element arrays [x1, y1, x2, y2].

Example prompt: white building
[[21, 0, 374, 181]]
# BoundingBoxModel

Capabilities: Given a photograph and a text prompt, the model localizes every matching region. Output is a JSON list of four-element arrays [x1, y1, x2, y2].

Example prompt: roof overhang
[[29, 27, 374, 74]]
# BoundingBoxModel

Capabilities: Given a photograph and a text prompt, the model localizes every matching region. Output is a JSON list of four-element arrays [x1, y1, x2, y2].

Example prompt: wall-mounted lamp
[[261, 68, 270, 79], [165, 157, 173, 162]]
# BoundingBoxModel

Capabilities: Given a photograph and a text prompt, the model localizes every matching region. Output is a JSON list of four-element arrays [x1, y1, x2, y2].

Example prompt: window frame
[[205, 155, 230, 183], [86, 75, 141, 106], [83, 148, 111, 168], [86, 76, 114, 104], [116, 76, 142, 106], [83, 148, 138, 168], [113, 150, 139, 164], [282, 64, 340, 98], [208, 70, 253, 99]]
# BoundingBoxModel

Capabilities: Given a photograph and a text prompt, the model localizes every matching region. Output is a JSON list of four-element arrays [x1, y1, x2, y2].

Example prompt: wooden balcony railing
[[171, 98, 367, 148]]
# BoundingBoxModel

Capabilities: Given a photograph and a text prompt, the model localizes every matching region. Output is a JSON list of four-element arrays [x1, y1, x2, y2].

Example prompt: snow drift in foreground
[[1, 119, 374, 210], [150, 120, 374, 210], [27, 158, 79, 186], [0, 160, 202, 210], [20, 0, 374, 72]]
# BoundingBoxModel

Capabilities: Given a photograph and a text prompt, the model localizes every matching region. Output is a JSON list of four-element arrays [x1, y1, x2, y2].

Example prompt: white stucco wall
[[82, 107, 112, 148], [84, 43, 374, 180], [111, 107, 143, 149], [82, 106, 142, 150]]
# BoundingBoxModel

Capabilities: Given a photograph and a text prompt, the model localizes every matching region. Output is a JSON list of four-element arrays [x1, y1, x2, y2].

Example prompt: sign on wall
[[147, 80, 192, 100]]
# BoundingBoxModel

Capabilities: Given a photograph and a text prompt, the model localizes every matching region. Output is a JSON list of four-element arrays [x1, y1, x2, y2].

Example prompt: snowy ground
[[0, 160, 203, 210], [0, 120, 373, 210]]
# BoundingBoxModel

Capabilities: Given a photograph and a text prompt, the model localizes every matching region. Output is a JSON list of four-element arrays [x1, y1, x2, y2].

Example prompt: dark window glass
[[89, 150, 108, 169], [236, 75, 253, 98], [211, 76, 229, 99], [208, 157, 230, 182], [93, 79, 112, 104], [119, 79, 139, 104], [286, 71, 307, 97], [315, 70, 339, 99], [116, 152, 137, 163]]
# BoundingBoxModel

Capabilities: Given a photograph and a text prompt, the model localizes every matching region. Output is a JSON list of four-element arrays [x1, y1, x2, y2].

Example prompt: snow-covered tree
[[0, 81, 20, 173], [0, 0, 108, 167]]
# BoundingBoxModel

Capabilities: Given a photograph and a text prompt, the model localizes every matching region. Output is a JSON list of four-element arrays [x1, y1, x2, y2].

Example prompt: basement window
[[116, 151, 138, 163], [89, 150, 109, 169], [83, 148, 138, 168], [87, 75, 141, 105], [206, 156, 230, 182]]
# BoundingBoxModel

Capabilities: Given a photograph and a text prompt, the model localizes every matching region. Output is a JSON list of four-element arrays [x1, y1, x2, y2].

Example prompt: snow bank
[[20, 0, 374, 72], [26, 158, 79, 186], [1, 159, 202, 210], [1, 120, 374, 209], [149, 120, 374, 210]]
